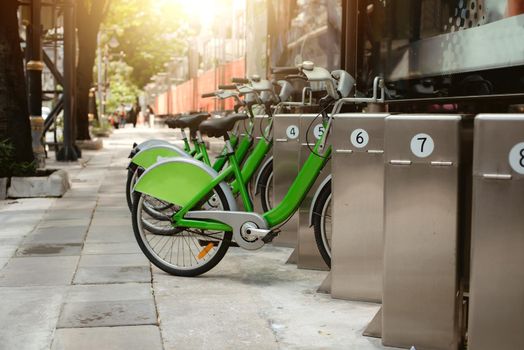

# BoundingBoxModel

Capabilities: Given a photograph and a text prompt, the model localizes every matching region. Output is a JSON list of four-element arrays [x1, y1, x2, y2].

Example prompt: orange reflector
[[197, 243, 214, 260]]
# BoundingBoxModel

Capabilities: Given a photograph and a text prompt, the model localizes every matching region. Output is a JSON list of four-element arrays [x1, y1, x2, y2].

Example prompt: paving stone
[[0, 256, 79, 286], [24, 226, 88, 244], [155, 269, 280, 350], [74, 254, 150, 284], [0, 258, 8, 270], [52, 199, 97, 211], [16, 243, 82, 257], [38, 218, 92, 228], [51, 325, 163, 350], [0, 286, 66, 350], [82, 242, 141, 255], [97, 195, 128, 206], [74, 266, 150, 284], [57, 283, 156, 328], [0, 234, 25, 245], [62, 189, 99, 199], [90, 216, 130, 227], [92, 208, 130, 219], [99, 185, 125, 194], [0, 223, 38, 237], [0, 212, 45, 227], [0, 245, 19, 258], [77, 253, 148, 267], [45, 209, 94, 221], [86, 225, 135, 244], [0, 197, 54, 212]]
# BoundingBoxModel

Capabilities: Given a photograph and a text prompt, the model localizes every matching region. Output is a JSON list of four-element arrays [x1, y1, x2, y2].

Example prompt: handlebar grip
[[271, 67, 300, 75], [201, 92, 215, 98], [218, 84, 237, 90], [231, 77, 249, 84]]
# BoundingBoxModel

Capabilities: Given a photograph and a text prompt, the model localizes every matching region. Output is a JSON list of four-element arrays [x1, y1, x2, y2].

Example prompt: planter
[[92, 130, 111, 138], [77, 138, 104, 150], [0, 178, 7, 200], [7, 169, 71, 198]]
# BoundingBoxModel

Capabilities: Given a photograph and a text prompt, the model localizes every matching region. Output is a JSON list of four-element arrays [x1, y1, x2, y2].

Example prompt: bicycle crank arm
[[184, 211, 268, 250]]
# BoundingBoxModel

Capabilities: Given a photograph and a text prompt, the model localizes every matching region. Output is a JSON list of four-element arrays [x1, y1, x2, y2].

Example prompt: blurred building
[[145, 0, 247, 115], [147, 0, 343, 116]]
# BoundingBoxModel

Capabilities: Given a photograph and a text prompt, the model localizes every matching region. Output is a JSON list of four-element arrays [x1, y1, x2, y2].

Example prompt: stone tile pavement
[[0, 128, 163, 350], [0, 127, 399, 350]]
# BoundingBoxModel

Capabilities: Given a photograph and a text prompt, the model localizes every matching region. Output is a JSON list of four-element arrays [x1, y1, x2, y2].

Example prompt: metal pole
[[343, 0, 359, 80], [27, 0, 46, 167], [57, 0, 78, 161]]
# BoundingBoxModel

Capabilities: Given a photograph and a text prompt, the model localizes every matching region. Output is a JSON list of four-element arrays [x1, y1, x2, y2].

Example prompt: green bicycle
[[131, 62, 354, 276], [125, 81, 280, 212]]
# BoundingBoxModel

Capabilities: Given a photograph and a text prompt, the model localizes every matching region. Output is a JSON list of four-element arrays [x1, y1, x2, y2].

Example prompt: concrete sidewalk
[[0, 127, 398, 350]]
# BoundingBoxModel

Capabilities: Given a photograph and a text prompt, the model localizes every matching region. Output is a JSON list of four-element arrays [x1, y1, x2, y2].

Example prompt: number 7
[[418, 137, 427, 153]]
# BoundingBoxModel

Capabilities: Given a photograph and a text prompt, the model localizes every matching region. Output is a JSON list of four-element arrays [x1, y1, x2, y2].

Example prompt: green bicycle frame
[[172, 119, 330, 232], [185, 131, 249, 172], [182, 137, 192, 154]]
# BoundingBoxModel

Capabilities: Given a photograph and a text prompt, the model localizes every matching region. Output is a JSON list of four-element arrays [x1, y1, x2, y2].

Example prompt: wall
[[155, 58, 245, 114]]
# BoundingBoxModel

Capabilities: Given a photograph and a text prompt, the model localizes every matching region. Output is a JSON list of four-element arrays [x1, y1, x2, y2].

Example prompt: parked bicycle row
[[123, 61, 524, 350]]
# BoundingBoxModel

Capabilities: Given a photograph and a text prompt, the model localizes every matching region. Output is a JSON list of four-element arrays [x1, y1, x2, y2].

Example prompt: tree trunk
[[75, 15, 98, 140], [0, 0, 34, 163], [75, 0, 110, 140]]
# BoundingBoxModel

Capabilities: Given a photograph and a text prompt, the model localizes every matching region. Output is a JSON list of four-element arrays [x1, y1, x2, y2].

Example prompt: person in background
[[118, 103, 126, 128], [129, 97, 141, 128], [146, 105, 155, 128]]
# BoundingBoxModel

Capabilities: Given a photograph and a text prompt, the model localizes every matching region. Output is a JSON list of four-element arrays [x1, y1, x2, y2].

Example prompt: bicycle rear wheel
[[132, 187, 232, 277]]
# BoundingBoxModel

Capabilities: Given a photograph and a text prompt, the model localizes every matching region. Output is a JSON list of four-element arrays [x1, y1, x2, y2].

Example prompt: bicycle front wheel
[[312, 182, 332, 267], [257, 160, 274, 212]]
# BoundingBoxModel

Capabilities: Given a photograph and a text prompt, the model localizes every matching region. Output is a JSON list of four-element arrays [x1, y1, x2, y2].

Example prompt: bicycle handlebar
[[218, 84, 237, 90], [231, 77, 249, 84], [271, 67, 300, 75], [201, 92, 215, 98], [285, 74, 308, 81]]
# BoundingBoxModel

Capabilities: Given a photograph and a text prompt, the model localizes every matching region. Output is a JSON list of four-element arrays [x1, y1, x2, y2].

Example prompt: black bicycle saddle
[[199, 113, 249, 138]]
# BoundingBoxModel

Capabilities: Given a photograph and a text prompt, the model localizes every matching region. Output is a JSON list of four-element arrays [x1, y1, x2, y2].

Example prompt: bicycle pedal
[[262, 230, 279, 243]]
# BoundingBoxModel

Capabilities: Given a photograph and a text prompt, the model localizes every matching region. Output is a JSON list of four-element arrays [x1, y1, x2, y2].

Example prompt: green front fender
[[131, 145, 189, 170], [133, 157, 236, 209]]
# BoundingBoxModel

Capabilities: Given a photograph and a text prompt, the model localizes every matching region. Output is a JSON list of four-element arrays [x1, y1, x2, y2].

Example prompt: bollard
[[297, 114, 329, 270], [468, 114, 524, 350], [382, 115, 472, 350], [272, 114, 301, 248], [330, 113, 388, 301]]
